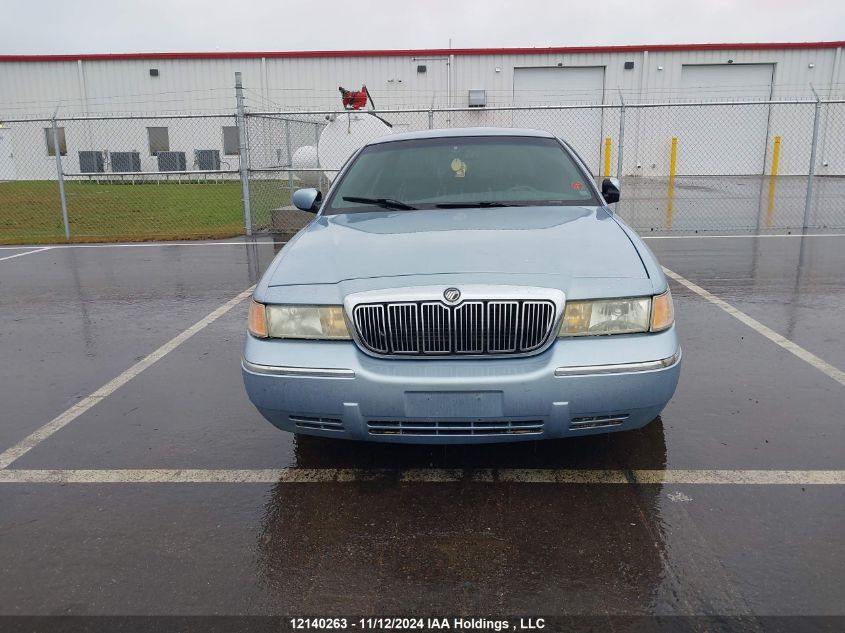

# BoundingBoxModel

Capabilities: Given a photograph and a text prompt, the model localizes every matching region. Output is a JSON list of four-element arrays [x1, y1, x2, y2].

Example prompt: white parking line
[[663, 267, 845, 387], [0, 468, 843, 485], [0, 285, 256, 470], [0, 246, 51, 261]]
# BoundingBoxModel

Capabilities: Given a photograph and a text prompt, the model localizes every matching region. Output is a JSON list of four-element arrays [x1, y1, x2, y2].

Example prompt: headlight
[[559, 297, 651, 336], [248, 302, 350, 340], [559, 290, 675, 336], [558, 291, 674, 337]]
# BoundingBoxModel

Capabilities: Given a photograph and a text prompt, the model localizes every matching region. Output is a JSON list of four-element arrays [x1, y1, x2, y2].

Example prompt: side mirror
[[601, 177, 621, 204], [292, 188, 322, 213]]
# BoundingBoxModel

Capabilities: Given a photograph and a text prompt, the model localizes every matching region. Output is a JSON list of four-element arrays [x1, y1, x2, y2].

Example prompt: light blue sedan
[[242, 128, 680, 443]]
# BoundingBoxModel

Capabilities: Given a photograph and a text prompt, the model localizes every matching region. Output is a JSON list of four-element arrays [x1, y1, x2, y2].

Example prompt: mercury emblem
[[443, 288, 461, 303]]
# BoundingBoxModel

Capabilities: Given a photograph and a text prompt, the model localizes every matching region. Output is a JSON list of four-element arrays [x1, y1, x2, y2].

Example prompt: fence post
[[667, 137, 678, 228], [766, 136, 782, 227], [284, 119, 292, 166], [284, 118, 293, 198], [235, 72, 253, 236], [428, 108, 434, 129], [616, 92, 626, 180], [803, 87, 822, 229], [51, 113, 70, 240]]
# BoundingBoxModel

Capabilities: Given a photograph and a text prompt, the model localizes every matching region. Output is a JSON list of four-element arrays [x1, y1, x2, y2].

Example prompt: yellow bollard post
[[667, 137, 678, 228], [766, 136, 781, 227], [604, 137, 612, 178]]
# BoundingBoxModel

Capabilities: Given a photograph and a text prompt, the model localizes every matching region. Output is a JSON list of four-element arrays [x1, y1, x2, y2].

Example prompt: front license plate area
[[403, 391, 504, 418]]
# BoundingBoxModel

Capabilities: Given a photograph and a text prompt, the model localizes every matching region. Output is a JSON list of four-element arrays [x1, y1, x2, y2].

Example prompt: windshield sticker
[[451, 158, 467, 178], [571, 181, 584, 191]]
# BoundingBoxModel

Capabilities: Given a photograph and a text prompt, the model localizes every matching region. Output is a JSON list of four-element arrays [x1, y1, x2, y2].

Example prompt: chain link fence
[[1, 98, 844, 244], [0, 113, 249, 243]]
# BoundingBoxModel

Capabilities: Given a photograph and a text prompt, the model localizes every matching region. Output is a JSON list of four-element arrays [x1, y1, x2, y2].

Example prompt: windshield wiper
[[434, 201, 524, 208], [342, 196, 417, 210]]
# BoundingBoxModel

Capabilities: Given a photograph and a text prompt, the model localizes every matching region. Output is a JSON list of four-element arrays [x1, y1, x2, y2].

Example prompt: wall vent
[[110, 151, 141, 172], [468, 89, 487, 108], [157, 151, 187, 172], [78, 151, 105, 173], [195, 149, 221, 171]]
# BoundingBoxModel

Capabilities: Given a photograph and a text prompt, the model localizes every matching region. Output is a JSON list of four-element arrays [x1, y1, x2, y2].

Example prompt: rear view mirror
[[601, 178, 620, 204], [292, 188, 322, 213]]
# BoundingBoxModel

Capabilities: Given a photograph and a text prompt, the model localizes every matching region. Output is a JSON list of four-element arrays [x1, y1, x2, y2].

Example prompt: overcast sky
[[1, 0, 843, 54]]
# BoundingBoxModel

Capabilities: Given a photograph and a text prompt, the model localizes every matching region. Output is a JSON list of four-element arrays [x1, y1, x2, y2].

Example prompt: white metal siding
[[1, 46, 844, 179], [0, 128, 15, 180]]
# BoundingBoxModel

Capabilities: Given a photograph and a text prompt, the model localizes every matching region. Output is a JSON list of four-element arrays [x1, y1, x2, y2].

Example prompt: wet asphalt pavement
[[1, 235, 844, 631]]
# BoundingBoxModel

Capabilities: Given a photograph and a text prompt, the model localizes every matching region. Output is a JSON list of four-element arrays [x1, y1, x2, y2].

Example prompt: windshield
[[324, 135, 599, 213]]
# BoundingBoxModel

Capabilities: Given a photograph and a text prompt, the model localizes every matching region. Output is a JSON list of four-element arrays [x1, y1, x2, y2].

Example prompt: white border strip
[[0, 285, 256, 469], [0, 468, 843, 485], [663, 267, 845, 386], [2, 233, 844, 251], [643, 233, 845, 240], [0, 241, 285, 250], [0, 246, 51, 261]]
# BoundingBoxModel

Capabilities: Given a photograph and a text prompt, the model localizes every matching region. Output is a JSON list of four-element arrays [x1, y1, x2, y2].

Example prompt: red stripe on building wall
[[1, 41, 844, 63]]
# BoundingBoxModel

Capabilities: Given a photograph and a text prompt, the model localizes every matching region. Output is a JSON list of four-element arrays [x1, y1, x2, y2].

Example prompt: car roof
[[367, 127, 557, 145]]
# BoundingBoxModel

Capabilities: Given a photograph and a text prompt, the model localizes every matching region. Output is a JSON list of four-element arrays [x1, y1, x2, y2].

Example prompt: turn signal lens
[[650, 289, 675, 332], [247, 300, 268, 338]]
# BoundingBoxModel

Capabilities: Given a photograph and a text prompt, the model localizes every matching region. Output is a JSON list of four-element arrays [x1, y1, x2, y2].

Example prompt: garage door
[[676, 63, 774, 175], [513, 67, 606, 174]]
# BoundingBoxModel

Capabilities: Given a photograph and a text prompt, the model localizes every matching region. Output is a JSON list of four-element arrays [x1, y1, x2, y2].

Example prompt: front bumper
[[242, 327, 681, 444]]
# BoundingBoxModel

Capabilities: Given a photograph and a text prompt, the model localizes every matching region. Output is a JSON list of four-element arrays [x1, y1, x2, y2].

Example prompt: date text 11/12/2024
[[290, 617, 546, 630]]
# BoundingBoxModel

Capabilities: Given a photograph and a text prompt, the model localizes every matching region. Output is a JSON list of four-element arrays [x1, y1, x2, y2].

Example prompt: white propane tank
[[318, 112, 392, 181], [291, 145, 321, 186]]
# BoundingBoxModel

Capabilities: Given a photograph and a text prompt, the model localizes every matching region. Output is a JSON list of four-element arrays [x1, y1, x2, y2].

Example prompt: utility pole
[[51, 107, 70, 240]]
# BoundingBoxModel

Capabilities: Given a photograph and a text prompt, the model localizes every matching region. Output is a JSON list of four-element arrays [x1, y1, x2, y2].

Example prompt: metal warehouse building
[[1, 41, 844, 181]]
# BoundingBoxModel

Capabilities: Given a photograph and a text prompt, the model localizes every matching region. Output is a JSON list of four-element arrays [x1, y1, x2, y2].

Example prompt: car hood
[[265, 206, 647, 287]]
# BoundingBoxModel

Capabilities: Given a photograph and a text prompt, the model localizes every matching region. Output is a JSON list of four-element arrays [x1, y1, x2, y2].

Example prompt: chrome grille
[[569, 414, 630, 430], [352, 299, 557, 357], [454, 302, 483, 353], [387, 303, 419, 353], [368, 419, 544, 436], [488, 301, 519, 353], [353, 305, 388, 353], [421, 302, 450, 353], [520, 301, 556, 351], [290, 416, 344, 432]]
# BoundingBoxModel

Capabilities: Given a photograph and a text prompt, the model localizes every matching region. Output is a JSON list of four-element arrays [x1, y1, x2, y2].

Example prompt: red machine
[[337, 85, 393, 128], [338, 85, 374, 110]]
